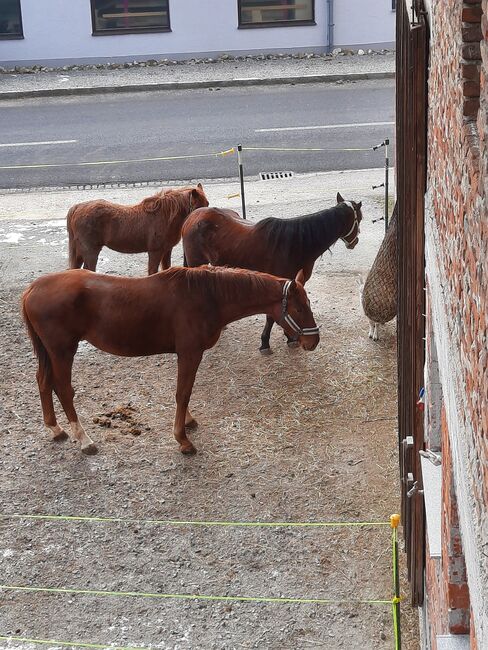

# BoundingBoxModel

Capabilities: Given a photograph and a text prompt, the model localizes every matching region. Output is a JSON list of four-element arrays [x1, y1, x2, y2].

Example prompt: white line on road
[[0, 139, 77, 148], [255, 121, 394, 133]]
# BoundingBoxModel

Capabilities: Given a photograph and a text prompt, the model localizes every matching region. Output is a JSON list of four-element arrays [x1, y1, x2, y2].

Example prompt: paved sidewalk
[[0, 52, 395, 99]]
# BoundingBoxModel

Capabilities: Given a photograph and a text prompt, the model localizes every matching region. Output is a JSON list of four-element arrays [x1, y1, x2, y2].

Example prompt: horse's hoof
[[52, 430, 69, 442], [180, 444, 197, 455], [185, 419, 198, 430], [287, 340, 300, 349], [81, 443, 98, 455], [259, 347, 273, 356]]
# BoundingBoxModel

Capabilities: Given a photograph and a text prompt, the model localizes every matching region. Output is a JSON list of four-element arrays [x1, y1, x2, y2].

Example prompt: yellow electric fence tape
[[0, 148, 236, 171], [1, 513, 391, 528], [1, 514, 402, 649], [0, 636, 148, 650], [0, 141, 379, 170], [243, 146, 373, 152], [0, 584, 395, 606]]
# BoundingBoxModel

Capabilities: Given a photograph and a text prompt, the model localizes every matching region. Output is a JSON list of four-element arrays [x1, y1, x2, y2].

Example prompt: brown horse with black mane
[[182, 192, 362, 352], [67, 184, 209, 274], [22, 266, 319, 456]]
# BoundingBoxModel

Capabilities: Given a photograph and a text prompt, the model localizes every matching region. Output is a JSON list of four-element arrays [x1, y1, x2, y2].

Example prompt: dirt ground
[[0, 172, 419, 649]]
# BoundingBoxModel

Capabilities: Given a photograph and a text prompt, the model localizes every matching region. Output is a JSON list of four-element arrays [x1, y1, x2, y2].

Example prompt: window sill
[[420, 453, 442, 558], [238, 20, 316, 29], [436, 635, 470, 650], [92, 27, 171, 36], [0, 33, 24, 40]]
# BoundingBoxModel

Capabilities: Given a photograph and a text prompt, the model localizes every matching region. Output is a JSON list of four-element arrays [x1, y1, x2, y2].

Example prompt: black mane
[[254, 204, 351, 259]]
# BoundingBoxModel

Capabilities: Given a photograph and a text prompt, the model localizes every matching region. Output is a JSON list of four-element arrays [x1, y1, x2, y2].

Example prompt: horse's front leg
[[148, 249, 163, 275], [160, 249, 171, 271], [173, 351, 203, 454], [259, 316, 275, 355]]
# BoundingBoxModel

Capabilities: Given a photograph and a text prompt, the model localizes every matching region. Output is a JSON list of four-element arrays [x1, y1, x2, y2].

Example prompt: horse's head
[[189, 183, 209, 212], [336, 192, 363, 249], [278, 279, 320, 351]]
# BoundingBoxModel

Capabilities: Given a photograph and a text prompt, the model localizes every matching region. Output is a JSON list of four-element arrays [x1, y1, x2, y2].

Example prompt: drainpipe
[[327, 0, 334, 53]]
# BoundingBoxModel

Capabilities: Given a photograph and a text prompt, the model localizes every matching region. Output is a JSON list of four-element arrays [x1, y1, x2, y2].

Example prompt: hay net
[[361, 202, 398, 324]]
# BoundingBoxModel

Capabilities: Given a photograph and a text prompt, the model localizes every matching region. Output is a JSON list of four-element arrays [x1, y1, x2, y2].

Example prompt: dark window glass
[[239, 0, 314, 27], [0, 0, 23, 39], [91, 0, 170, 34], [392, 0, 396, 10]]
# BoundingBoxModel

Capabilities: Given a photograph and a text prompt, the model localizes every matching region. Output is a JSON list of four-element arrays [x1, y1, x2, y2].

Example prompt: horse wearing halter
[[341, 201, 360, 248], [280, 280, 320, 337]]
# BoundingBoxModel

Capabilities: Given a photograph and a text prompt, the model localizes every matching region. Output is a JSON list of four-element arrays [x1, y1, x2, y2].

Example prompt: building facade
[[0, 0, 395, 67], [396, 1, 488, 648]]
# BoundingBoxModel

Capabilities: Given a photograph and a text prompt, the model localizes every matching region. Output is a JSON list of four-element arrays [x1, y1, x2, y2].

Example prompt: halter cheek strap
[[281, 280, 320, 337], [341, 201, 359, 248]]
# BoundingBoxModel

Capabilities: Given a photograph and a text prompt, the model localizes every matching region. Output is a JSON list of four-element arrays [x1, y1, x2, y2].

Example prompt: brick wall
[[425, 0, 488, 647]]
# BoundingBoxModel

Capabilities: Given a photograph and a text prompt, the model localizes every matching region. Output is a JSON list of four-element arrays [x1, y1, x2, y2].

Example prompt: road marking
[[0, 139, 77, 148], [255, 121, 395, 133]]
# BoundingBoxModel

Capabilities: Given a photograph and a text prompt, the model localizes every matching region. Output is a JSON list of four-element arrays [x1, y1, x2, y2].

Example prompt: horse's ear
[[197, 182, 203, 189], [357, 201, 362, 209], [289, 278, 299, 293], [142, 196, 161, 213], [337, 192, 344, 203]]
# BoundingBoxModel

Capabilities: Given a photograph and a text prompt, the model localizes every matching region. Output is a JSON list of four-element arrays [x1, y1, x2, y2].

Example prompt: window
[[0, 0, 23, 39], [392, 0, 396, 11], [91, 0, 170, 35], [238, 0, 315, 28]]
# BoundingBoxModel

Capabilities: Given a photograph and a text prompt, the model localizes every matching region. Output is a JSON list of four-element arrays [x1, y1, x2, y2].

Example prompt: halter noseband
[[341, 201, 360, 248], [280, 280, 320, 337]]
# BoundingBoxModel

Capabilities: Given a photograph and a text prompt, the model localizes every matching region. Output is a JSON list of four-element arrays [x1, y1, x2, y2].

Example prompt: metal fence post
[[384, 138, 390, 232], [237, 144, 247, 220]]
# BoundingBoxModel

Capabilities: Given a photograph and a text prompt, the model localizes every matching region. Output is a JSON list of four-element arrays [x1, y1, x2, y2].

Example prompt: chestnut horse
[[182, 192, 363, 352], [67, 184, 209, 274], [22, 266, 319, 455]]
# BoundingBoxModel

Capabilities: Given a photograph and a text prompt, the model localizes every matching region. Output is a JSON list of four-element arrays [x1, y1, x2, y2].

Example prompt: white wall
[[0, 0, 394, 66], [334, 0, 395, 48]]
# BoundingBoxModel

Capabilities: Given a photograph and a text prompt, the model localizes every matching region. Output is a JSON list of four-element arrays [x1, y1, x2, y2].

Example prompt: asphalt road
[[0, 79, 394, 189]]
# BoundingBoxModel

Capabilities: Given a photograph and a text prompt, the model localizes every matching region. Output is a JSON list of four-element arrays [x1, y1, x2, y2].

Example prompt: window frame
[[0, 0, 24, 40], [237, 0, 316, 29], [90, 0, 171, 36]]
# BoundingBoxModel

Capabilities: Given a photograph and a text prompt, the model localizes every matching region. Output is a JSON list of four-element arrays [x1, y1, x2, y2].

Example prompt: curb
[[0, 70, 395, 100]]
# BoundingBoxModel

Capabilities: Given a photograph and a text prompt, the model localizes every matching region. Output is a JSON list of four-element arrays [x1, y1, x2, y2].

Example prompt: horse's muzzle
[[300, 334, 320, 351]]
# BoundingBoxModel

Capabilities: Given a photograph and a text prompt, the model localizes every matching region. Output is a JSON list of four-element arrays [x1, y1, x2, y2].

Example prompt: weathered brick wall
[[426, 0, 488, 647]]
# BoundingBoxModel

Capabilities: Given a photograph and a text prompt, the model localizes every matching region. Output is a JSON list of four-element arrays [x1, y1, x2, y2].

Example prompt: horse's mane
[[254, 204, 351, 258], [158, 188, 192, 219], [162, 266, 278, 304], [143, 186, 206, 220]]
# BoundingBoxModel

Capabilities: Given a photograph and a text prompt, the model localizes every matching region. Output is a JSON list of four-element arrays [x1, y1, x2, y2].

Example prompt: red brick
[[463, 4, 483, 22]]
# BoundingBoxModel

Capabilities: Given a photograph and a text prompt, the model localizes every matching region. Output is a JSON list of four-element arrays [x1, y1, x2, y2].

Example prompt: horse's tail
[[22, 288, 52, 386], [67, 206, 82, 269]]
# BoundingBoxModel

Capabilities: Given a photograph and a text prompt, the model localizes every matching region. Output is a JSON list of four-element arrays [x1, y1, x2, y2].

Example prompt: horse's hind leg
[[37, 370, 68, 442], [173, 351, 203, 454], [51, 352, 97, 455], [259, 316, 275, 355], [81, 247, 101, 272]]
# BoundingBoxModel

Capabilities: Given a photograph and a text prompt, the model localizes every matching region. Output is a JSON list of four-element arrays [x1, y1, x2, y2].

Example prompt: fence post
[[237, 144, 247, 220], [391, 514, 402, 650], [384, 138, 390, 233]]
